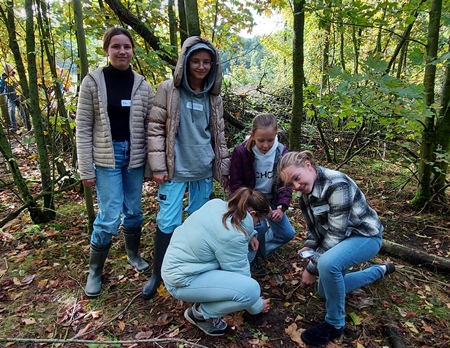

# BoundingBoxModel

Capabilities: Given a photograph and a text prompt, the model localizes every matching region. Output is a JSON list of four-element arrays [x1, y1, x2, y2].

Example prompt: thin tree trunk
[[178, 0, 188, 45], [413, 0, 442, 208], [431, 39, 450, 202], [184, 0, 201, 36], [73, 0, 95, 233], [25, 0, 55, 222], [289, 0, 305, 151], [168, 0, 178, 58]]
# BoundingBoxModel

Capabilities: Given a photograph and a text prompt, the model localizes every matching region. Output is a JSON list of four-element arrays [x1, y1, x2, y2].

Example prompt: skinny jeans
[[316, 233, 383, 327], [165, 270, 264, 318], [90, 140, 144, 246]]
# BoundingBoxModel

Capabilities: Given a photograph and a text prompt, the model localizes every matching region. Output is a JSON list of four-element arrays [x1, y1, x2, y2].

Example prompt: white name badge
[[121, 100, 131, 107], [312, 204, 329, 214], [186, 101, 204, 111]]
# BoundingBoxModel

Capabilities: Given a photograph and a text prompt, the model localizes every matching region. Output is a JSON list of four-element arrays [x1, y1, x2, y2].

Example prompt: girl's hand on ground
[[301, 269, 317, 287], [261, 298, 271, 313]]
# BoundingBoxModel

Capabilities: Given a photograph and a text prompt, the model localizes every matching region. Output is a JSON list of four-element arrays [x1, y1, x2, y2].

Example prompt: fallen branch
[[382, 312, 407, 348], [381, 239, 450, 273], [0, 337, 211, 347]]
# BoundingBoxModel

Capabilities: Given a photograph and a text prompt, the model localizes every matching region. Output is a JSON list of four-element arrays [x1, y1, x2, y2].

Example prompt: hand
[[153, 173, 168, 184], [261, 297, 271, 313], [82, 178, 95, 188], [270, 207, 283, 222], [301, 269, 317, 287], [221, 175, 229, 189], [250, 236, 259, 252]]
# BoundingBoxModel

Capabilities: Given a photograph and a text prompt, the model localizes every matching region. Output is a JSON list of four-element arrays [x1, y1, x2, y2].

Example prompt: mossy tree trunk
[[412, 0, 442, 208], [289, 0, 305, 151], [73, 0, 95, 233], [25, 0, 55, 222], [184, 0, 200, 37]]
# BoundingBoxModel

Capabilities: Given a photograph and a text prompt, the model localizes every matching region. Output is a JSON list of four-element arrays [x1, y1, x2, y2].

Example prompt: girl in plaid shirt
[[278, 151, 395, 346]]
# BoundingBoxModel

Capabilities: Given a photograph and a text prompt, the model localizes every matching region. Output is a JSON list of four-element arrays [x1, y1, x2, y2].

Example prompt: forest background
[[0, 0, 450, 347]]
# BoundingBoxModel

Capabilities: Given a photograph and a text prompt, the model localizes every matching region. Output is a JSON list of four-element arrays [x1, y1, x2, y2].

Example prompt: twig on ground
[[71, 291, 141, 339], [0, 337, 211, 347]]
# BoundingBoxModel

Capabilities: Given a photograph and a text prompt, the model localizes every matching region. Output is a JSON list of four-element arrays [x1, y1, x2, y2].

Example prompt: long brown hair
[[222, 187, 270, 235], [245, 113, 278, 151]]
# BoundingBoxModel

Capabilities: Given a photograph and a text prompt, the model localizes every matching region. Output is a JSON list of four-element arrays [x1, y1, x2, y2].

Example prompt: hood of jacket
[[173, 36, 222, 96]]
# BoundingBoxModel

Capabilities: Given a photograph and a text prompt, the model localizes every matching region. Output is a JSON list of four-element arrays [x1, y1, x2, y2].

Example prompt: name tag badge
[[312, 204, 329, 214], [121, 100, 131, 107], [186, 101, 204, 111]]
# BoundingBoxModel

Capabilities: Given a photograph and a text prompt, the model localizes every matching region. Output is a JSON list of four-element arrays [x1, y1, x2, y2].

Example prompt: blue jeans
[[156, 178, 213, 234], [91, 141, 144, 246], [165, 270, 264, 318], [248, 214, 296, 261], [316, 233, 383, 327]]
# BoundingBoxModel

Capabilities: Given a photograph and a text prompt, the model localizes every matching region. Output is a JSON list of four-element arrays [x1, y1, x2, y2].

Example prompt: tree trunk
[[289, 0, 305, 151], [178, 0, 188, 46], [1, 0, 31, 130], [168, 0, 178, 58], [431, 39, 450, 202], [104, 0, 176, 66], [412, 0, 442, 208], [73, 0, 95, 233], [25, 0, 55, 222], [184, 0, 200, 37], [0, 116, 41, 226], [381, 239, 450, 273]]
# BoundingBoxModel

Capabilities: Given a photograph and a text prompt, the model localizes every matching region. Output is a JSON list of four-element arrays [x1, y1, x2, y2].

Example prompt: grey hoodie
[[172, 43, 217, 181]]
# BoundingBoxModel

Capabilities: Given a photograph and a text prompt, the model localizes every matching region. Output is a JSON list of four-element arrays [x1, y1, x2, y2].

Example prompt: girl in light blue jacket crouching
[[161, 187, 271, 336]]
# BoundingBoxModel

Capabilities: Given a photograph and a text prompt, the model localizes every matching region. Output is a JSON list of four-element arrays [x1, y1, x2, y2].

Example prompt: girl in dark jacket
[[229, 114, 295, 275]]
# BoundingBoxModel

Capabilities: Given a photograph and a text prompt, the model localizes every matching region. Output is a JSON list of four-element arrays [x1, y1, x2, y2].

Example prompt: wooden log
[[381, 239, 450, 273]]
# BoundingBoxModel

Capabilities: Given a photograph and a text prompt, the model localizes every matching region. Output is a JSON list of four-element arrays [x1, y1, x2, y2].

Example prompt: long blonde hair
[[222, 187, 270, 235]]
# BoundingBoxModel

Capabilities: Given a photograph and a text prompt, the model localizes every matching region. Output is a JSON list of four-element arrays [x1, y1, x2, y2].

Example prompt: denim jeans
[[248, 214, 296, 261], [90, 141, 144, 246], [316, 233, 383, 327], [156, 178, 213, 234], [165, 269, 264, 318]]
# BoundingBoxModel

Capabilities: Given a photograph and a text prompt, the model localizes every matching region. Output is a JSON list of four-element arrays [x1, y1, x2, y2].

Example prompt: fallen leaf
[[135, 330, 154, 339], [22, 318, 36, 325], [21, 274, 35, 285], [422, 325, 434, 333], [285, 322, 303, 345], [118, 321, 126, 331]]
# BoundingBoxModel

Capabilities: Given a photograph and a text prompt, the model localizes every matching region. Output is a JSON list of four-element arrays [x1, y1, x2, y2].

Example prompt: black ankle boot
[[141, 228, 172, 299], [301, 321, 344, 346]]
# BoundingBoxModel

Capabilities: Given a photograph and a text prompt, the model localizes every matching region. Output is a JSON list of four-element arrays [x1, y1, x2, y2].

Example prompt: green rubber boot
[[123, 227, 150, 272], [85, 242, 111, 298]]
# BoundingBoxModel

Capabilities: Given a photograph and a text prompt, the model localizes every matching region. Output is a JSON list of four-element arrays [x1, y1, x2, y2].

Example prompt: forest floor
[[1, 135, 450, 348]]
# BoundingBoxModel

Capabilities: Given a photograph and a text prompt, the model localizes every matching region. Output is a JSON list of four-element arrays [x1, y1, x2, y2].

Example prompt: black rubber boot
[[141, 228, 172, 299], [123, 227, 150, 272], [85, 242, 111, 298]]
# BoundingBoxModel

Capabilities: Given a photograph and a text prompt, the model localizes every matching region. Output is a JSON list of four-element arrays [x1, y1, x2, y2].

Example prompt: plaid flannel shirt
[[300, 166, 383, 275]]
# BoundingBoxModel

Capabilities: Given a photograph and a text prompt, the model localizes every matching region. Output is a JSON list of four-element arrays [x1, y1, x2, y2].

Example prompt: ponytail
[[222, 187, 270, 235]]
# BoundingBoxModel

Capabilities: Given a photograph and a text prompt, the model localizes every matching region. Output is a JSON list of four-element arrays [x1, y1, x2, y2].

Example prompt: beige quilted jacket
[[76, 67, 154, 180], [147, 36, 230, 182]]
